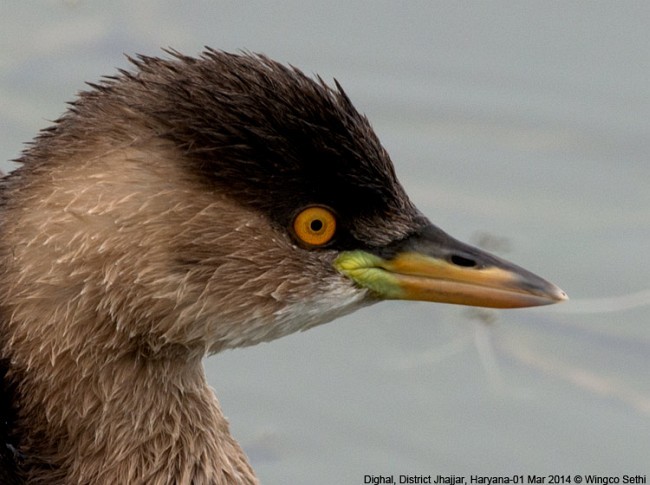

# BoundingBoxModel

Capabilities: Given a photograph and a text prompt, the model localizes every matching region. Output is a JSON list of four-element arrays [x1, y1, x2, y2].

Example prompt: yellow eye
[[292, 206, 337, 247]]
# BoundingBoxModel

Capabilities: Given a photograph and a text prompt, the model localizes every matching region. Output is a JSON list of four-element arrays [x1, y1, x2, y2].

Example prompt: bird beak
[[334, 224, 567, 309]]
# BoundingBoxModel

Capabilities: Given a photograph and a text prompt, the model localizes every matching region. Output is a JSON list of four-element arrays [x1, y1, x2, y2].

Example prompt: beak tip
[[533, 282, 568, 306], [522, 278, 568, 306], [555, 287, 569, 302]]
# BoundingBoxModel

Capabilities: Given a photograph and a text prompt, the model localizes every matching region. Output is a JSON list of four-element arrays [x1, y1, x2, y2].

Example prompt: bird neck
[[8, 347, 258, 484]]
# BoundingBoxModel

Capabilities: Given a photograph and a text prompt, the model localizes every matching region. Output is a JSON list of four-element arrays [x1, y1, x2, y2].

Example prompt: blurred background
[[1, 1, 649, 483]]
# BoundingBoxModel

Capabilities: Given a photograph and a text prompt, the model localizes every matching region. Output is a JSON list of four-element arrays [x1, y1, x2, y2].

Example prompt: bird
[[0, 48, 567, 484]]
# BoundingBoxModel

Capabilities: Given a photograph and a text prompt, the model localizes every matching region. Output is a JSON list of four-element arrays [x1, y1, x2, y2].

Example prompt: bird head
[[10, 49, 566, 356]]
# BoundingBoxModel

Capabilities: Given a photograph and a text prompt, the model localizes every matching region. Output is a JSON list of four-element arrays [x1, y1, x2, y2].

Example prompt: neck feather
[[6, 347, 257, 484]]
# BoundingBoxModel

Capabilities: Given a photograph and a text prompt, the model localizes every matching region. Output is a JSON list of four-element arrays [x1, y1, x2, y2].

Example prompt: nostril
[[450, 254, 477, 268]]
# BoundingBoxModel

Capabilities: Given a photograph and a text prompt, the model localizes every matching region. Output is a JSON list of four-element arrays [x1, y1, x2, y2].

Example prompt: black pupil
[[310, 219, 324, 232]]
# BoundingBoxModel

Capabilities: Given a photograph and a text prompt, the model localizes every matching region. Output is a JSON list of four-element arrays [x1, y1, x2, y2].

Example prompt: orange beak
[[335, 224, 567, 309]]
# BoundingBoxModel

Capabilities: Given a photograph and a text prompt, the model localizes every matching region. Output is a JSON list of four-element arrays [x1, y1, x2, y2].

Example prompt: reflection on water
[[555, 290, 650, 314]]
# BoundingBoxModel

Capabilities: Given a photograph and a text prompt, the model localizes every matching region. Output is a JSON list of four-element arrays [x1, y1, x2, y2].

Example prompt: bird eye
[[292, 206, 337, 247]]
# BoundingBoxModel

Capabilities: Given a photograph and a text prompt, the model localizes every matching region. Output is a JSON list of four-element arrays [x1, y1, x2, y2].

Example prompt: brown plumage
[[0, 49, 565, 484]]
